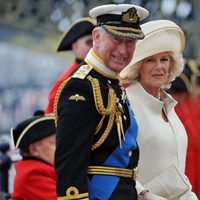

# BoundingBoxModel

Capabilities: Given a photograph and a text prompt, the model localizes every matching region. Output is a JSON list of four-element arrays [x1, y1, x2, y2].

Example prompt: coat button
[[128, 151, 132, 157]]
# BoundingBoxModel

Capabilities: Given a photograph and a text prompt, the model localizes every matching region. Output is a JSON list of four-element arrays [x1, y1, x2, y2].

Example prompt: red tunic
[[175, 95, 200, 198], [12, 159, 56, 200], [45, 61, 79, 114]]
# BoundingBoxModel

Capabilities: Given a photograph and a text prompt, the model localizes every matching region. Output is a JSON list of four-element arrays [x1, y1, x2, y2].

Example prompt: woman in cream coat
[[120, 20, 198, 200]]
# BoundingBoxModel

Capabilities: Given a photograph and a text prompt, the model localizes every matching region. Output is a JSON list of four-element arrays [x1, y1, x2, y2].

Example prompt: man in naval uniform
[[54, 4, 149, 200]]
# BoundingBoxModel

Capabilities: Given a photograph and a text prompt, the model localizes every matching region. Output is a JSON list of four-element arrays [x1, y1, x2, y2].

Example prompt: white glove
[[138, 190, 168, 200]]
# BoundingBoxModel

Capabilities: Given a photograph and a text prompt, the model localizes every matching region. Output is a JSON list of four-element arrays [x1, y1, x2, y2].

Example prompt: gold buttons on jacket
[[128, 151, 132, 157]]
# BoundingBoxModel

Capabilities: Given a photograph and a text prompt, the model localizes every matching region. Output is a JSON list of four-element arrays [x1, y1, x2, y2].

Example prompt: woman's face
[[139, 52, 171, 94]]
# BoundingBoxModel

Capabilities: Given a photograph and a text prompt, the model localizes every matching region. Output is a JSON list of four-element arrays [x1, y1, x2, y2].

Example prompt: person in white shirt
[[120, 19, 198, 200]]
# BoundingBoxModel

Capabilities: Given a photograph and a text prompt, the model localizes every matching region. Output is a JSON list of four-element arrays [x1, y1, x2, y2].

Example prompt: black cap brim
[[11, 115, 56, 149]]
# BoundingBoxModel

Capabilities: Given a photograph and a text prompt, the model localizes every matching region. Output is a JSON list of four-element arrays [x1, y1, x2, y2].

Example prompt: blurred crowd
[[0, 0, 200, 134]]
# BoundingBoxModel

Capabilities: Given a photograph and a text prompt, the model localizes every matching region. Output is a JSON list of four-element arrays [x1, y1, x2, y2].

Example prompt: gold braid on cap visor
[[103, 25, 144, 38]]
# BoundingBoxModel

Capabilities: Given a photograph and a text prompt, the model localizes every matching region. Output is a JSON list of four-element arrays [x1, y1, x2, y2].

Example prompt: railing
[[0, 142, 11, 200]]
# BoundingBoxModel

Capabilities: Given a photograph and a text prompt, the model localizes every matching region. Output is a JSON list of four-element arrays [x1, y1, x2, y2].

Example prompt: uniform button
[[128, 151, 132, 157]]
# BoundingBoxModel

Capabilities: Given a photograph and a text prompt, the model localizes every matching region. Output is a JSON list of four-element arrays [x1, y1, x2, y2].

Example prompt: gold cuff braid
[[87, 165, 138, 180], [58, 187, 89, 200]]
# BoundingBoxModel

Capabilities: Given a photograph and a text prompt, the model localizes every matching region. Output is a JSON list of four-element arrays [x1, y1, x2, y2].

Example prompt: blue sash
[[88, 102, 138, 199]]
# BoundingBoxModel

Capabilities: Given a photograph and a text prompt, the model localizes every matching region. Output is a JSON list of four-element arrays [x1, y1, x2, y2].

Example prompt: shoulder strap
[[71, 64, 93, 79]]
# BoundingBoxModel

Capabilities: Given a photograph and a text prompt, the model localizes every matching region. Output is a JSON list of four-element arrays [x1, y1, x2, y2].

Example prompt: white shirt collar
[[85, 49, 117, 79]]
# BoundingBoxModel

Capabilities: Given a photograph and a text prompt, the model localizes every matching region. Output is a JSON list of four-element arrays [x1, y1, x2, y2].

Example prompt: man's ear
[[29, 143, 40, 157], [92, 29, 100, 47], [71, 41, 78, 52]]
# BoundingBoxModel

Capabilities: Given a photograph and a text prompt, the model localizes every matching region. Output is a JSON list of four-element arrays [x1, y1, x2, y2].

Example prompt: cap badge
[[122, 8, 139, 24]]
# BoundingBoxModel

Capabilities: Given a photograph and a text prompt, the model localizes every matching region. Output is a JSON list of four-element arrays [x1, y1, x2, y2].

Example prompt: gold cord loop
[[87, 76, 125, 150], [87, 76, 117, 150]]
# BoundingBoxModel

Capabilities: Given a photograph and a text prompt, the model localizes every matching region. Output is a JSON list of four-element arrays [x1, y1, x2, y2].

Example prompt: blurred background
[[0, 0, 200, 194], [0, 0, 200, 136]]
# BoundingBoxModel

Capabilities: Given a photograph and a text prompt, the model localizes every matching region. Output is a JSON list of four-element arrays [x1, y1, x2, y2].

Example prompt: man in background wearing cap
[[54, 4, 149, 200], [11, 112, 57, 200], [45, 17, 96, 114]]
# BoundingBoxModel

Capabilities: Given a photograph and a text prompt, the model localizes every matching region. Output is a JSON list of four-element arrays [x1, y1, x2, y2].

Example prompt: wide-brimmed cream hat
[[120, 19, 186, 84]]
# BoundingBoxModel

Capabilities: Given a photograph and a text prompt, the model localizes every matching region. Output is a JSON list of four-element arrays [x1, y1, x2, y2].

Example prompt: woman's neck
[[139, 81, 161, 99]]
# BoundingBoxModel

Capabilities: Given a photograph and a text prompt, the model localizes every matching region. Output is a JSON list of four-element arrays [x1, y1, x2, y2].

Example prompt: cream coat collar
[[126, 81, 177, 114]]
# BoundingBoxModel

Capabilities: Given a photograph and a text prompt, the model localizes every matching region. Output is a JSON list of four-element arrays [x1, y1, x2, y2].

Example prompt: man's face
[[72, 34, 93, 60], [93, 29, 136, 73], [30, 134, 56, 165]]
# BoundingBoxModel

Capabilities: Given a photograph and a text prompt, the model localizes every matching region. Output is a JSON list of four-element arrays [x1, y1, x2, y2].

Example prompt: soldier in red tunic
[[10, 112, 57, 200], [45, 17, 96, 114], [169, 59, 200, 198]]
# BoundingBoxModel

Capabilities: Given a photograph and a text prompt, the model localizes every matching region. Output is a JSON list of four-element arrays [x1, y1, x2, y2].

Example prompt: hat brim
[[11, 115, 56, 149], [57, 17, 96, 51]]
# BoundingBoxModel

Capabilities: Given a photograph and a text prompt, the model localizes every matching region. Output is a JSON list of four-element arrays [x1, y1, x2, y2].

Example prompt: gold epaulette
[[180, 59, 200, 94], [57, 187, 89, 200], [71, 65, 93, 79], [53, 65, 92, 126]]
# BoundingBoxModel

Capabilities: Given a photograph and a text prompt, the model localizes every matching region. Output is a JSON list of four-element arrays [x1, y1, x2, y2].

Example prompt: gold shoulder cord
[[53, 77, 71, 126], [53, 75, 116, 150], [179, 73, 193, 94], [54, 64, 93, 126], [182, 59, 200, 94], [188, 59, 200, 92], [87, 76, 117, 151], [54, 75, 124, 150]]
